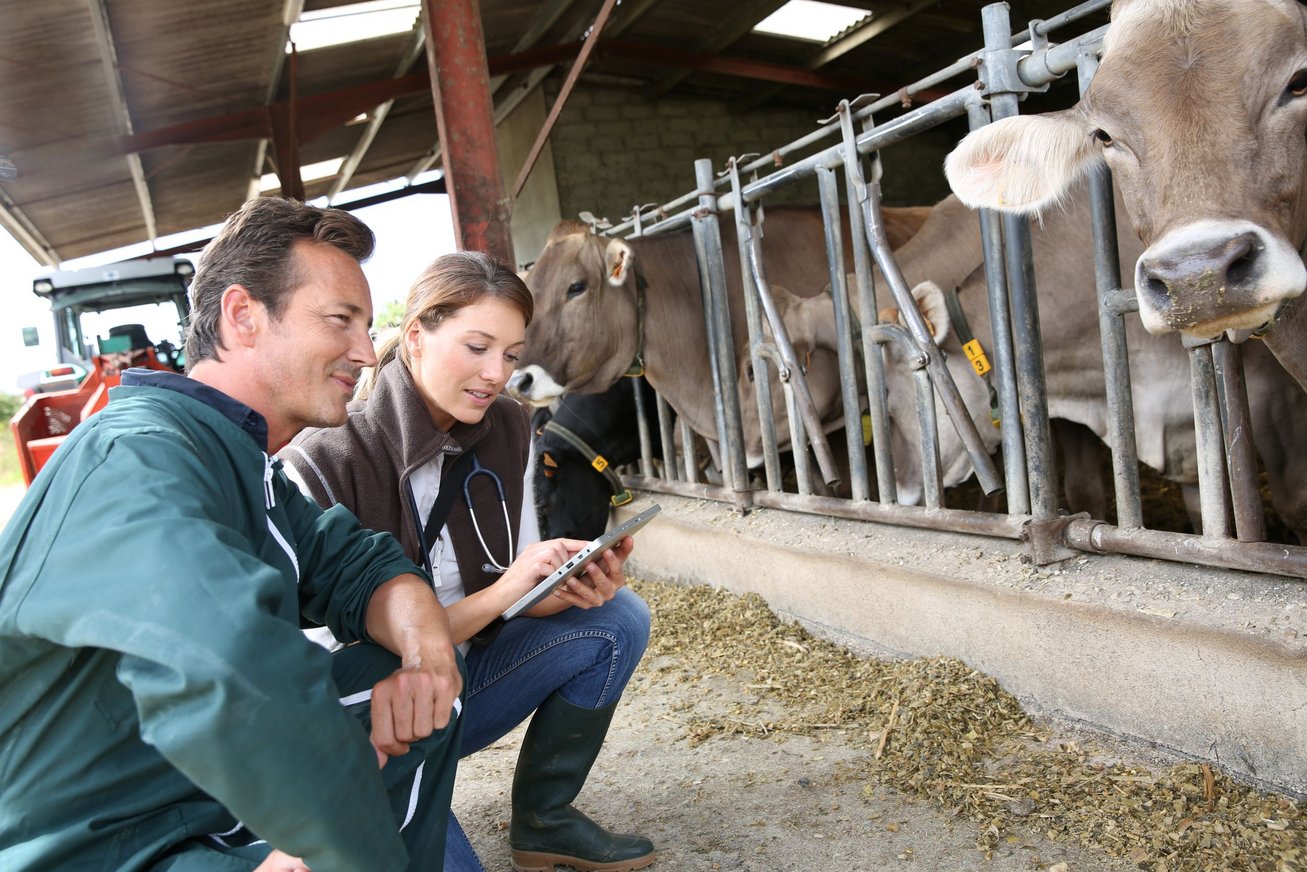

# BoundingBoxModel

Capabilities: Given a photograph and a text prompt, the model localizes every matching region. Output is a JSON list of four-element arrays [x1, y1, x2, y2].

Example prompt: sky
[[0, 192, 456, 394]]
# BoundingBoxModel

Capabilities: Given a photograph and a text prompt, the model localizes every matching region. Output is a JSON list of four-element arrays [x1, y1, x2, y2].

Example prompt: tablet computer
[[502, 503, 662, 620]]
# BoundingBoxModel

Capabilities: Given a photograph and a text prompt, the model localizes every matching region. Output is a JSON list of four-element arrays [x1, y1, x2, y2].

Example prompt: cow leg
[[1051, 419, 1108, 520]]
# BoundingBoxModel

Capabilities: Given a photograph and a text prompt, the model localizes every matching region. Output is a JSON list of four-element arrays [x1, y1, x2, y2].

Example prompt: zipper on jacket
[[263, 453, 276, 509]]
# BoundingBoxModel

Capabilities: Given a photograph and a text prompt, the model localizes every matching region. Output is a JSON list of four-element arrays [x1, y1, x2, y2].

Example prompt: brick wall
[[542, 82, 962, 238]]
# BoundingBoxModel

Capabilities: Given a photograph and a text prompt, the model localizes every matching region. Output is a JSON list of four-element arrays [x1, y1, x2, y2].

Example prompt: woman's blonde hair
[[358, 250, 533, 399]]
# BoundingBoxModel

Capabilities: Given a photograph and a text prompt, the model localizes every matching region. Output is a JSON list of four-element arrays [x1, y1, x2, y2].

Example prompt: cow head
[[511, 221, 642, 405], [945, 0, 1307, 339]]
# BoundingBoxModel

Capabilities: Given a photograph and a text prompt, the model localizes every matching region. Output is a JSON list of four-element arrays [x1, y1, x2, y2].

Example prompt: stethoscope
[[464, 452, 514, 574], [406, 450, 514, 577]]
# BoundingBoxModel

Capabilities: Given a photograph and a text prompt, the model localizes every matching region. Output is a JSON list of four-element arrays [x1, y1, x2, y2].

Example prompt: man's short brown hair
[[184, 197, 375, 369]]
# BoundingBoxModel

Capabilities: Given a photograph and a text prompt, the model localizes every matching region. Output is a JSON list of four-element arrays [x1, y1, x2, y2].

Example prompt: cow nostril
[[1226, 243, 1258, 288], [1140, 270, 1171, 304]]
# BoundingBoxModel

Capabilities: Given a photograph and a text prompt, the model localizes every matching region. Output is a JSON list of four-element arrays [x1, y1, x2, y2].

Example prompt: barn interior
[[2, 0, 1304, 821]]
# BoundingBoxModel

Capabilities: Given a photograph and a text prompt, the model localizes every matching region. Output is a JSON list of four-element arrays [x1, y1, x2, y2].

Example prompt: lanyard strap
[[406, 450, 476, 574]]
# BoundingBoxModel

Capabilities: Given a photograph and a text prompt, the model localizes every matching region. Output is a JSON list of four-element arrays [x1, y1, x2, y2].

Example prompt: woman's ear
[[405, 322, 423, 358]]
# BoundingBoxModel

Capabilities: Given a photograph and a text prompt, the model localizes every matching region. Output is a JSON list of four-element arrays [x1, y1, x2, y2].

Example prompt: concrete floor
[[619, 493, 1307, 797]]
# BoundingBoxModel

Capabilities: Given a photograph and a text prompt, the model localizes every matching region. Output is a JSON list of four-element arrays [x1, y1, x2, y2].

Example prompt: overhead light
[[287, 0, 420, 53], [752, 0, 871, 43], [259, 157, 347, 193]]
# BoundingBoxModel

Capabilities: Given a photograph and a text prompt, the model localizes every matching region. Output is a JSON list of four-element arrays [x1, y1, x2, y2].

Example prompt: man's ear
[[220, 284, 261, 349]]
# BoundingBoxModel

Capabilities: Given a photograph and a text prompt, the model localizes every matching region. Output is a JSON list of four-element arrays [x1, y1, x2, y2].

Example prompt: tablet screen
[[501, 504, 662, 620]]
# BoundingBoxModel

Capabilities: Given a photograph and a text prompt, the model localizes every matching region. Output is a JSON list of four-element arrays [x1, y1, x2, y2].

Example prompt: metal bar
[[861, 180, 1004, 495], [1076, 53, 1143, 528], [631, 378, 656, 479], [726, 166, 783, 491], [816, 167, 869, 497], [837, 103, 896, 504], [655, 394, 679, 480], [423, 0, 513, 262], [964, 98, 1027, 514], [743, 234, 842, 488], [751, 490, 1027, 539], [330, 31, 427, 202], [86, 0, 158, 244], [868, 324, 943, 508], [754, 343, 813, 495], [1212, 342, 1267, 542], [510, 0, 620, 202], [692, 159, 749, 495], [983, 2, 1057, 520], [1186, 340, 1234, 539], [1063, 520, 1307, 579], [679, 418, 698, 484]]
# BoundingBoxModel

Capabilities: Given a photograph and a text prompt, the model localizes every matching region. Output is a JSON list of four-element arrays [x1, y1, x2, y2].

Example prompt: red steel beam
[[422, 0, 513, 263]]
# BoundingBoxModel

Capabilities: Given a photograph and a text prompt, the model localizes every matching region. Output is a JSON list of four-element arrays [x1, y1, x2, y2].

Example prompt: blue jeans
[[444, 587, 651, 872]]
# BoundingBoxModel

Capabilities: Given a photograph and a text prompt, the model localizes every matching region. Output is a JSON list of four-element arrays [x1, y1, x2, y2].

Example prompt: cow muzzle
[[1134, 219, 1306, 336], [507, 365, 566, 407]]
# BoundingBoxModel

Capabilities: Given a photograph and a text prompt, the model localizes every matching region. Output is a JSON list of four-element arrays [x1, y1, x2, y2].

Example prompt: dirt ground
[[452, 584, 1140, 872]]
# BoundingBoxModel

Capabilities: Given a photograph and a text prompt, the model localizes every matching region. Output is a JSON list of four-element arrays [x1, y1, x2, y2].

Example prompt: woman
[[282, 251, 654, 872]]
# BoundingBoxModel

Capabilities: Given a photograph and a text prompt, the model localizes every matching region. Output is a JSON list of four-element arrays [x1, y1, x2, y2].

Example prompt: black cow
[[532, 377, 662, 540]]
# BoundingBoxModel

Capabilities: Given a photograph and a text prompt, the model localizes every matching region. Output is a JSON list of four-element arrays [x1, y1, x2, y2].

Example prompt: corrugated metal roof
[[0, 0, 1106, 264]]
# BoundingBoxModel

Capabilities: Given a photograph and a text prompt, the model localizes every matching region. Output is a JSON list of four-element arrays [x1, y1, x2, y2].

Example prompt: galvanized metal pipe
[[630, 377, 655, 479], [869, 323, 943, 509], [966, 97, 1028, 515], [1212, 342, 1267, 542], [983, 2, 1058, 520], [744, 232, 843, 488], [726, 164, 783, 492], [750, 490, 1027, 539], [1063, 520, 1307, 579], [754, 342, 813, 495], [862, 181, 1004, 495], [838, 103, 897, 504], [692, 159, 749, 494], [817, 166, 870, 500], [1185, 339, 1233, 539], [1076, 53, 1143, 528], [679, 418, 698, 485], [656, 393, 679, 481]]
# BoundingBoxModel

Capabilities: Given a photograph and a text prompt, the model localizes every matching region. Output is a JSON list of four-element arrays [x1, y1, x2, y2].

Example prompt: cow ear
[[944, 110, 1100, 214], [909, 281, 951, 345], [604, 239, 635, 287]]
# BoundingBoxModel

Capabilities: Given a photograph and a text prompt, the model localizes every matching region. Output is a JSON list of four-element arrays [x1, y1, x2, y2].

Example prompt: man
[[0, 197, 464, 870]]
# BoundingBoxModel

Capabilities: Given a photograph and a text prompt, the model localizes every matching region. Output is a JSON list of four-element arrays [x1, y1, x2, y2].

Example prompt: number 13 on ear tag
[[962, 339, 991, 376]]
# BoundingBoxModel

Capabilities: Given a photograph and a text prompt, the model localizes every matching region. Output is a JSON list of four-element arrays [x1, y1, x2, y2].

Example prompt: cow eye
[[566, 281, 587, 299], [1092, 129, 1113, 147], [1288, 69, 1307, 98]]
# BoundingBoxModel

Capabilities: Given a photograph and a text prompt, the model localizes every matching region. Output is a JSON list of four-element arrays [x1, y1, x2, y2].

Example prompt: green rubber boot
[[509, 692, 656, 872]]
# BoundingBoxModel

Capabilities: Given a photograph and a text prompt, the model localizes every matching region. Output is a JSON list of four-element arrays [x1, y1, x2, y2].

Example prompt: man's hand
[[362, 573, 464, 765], [369, 649, 462, 763], [254, 850, 310, 872]]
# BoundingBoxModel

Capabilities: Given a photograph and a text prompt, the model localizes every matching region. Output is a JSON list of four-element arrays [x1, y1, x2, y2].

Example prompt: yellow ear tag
[[962, 339, 992, 376], [591, 455, 610, 473], [861, 413, 873, 446]]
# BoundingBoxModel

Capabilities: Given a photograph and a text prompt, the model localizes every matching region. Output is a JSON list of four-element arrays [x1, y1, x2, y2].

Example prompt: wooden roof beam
[[86, 0, 157, 244], [0, 189, 59, 266]]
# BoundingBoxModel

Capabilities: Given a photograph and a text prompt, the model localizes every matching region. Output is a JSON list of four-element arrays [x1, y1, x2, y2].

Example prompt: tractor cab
[[10, 256, 193, 485]]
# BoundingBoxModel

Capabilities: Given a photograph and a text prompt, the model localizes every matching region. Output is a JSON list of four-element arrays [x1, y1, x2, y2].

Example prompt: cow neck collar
[[540, 418, 633, 507], [623, 256, 648, 378], [942, 285, 1000, 429]]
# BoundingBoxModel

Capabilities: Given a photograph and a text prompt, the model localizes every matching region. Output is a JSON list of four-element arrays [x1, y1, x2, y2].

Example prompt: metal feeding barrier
[[590, 0, 1307, 579]]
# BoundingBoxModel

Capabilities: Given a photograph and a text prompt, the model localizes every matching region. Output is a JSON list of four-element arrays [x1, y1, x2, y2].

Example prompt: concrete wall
[[620, 494, 1307, 796], [536, 82, 959, 249], [496, 87, 563, 270]]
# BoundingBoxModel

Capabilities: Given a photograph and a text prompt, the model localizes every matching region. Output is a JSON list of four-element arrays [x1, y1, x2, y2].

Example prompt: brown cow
[[944, 0, 1307, 393], [511, 206, 929, 467]]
